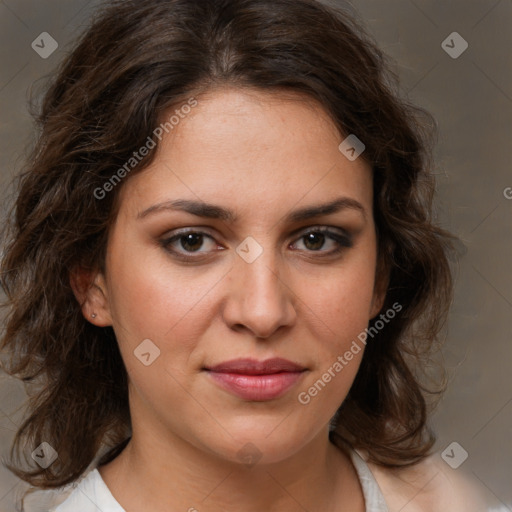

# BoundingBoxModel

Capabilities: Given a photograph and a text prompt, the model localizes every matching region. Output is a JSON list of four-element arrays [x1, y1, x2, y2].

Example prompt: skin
[[72, 87, 387, 512]]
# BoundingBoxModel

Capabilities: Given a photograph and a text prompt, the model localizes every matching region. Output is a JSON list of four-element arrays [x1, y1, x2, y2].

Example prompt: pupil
[[304, 232, 324, 250], [182, 234, 203, 252]]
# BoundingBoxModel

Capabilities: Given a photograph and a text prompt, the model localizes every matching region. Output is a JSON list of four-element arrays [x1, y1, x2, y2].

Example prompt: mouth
[[203, 358, 308, 401]]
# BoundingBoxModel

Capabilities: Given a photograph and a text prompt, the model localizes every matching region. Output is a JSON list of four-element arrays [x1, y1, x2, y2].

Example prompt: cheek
[[104, 238, 223, 357], [293, 237, 378, 410], [295, 265, 374, 414], [303, 246, 378, 339], [321, 270, 375, 322]]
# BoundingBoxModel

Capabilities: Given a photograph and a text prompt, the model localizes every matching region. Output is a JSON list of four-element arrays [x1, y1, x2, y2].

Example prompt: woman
[[0, 0, 493, 510]]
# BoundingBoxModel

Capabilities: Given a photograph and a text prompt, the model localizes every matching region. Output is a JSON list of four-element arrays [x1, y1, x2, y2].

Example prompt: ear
[[69, 267, 113, 327], [369, 256, 390, 319]]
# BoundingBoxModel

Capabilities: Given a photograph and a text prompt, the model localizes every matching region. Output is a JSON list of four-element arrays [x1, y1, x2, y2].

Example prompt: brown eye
[[160, 230, 219, 261], [302, 232, 327, 251], [178, 233, 205, 252], [291, 227, 353, 255]]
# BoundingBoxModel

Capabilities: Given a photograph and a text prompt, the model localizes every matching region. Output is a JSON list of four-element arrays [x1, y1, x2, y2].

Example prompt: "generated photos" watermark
[[298, 302, 402, 405], [94, 97, 198, 200]]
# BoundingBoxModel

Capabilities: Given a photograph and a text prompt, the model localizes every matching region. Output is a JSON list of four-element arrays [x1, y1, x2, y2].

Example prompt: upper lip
[[205, 358, 306, 375]]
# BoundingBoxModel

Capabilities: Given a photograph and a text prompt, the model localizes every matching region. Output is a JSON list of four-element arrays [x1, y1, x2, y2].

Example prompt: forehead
[[117, 87, 373, 221]]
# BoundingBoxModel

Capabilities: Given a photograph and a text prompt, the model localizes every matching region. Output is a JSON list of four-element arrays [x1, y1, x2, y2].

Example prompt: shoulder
[[366, 452, 490, 512], [51, 468, 124, 512], [23, 468, 123, 512]]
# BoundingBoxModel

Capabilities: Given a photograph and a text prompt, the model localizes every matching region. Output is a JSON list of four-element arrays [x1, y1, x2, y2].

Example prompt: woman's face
[[93, 87, 385, 464]]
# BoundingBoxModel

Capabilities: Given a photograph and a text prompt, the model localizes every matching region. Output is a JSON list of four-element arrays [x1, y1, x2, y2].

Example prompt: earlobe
[[69, 268, 113, 326]]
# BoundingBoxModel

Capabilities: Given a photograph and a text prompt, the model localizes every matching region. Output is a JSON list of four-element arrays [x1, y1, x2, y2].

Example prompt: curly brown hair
[[0, 0, 456, 491]]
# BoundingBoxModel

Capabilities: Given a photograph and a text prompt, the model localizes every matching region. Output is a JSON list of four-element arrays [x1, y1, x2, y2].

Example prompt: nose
[[222, 247, 297, 339]]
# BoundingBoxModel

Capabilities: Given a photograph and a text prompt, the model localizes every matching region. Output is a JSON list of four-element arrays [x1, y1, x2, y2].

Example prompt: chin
[[203, 419, 319, 467]]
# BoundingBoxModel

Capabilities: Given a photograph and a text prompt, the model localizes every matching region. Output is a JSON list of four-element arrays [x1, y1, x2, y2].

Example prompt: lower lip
[[206, 371, 305, 401]]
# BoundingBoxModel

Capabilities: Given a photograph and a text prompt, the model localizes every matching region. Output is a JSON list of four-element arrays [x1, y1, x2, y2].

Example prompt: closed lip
[[204, 357, 307, 401], [204, 357, 306, 375]]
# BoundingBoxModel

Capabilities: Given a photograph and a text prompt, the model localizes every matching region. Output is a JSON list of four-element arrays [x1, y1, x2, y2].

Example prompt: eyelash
[[159, 226, 353, 263]]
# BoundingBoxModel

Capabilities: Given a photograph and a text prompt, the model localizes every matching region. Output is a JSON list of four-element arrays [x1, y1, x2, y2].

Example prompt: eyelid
[[290, 224, 352, 239], [159, 228, 221, 262], [289, 225, 353, 252], [163, 226, 216, 238], [159, 224, 354, 262], [160, 228, 219, 249], [161, 224, 351, 244]]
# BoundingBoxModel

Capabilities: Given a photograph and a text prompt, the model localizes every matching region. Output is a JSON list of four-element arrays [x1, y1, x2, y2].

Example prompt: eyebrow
[[137, 196, 366, 223]]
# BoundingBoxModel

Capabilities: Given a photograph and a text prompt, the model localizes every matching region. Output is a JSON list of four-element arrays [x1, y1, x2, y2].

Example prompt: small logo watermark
[[441, 32, 468, 59], [31, 32, 58, 59], [31, 442, 58, 468], [236, 442, 263, 468], [134, 339, 161, 366], [236, 236, 264, 264], [441, 441, 468, 469], [338, 134, 365, 161]]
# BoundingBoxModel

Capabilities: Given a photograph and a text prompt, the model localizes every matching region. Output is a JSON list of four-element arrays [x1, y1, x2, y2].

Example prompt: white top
[[27, 448, 509, 512], [41, 449, 388, 512]]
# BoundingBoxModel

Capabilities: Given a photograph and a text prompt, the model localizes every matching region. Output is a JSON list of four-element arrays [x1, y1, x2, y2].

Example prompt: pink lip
[[204, 358, 307, 401]]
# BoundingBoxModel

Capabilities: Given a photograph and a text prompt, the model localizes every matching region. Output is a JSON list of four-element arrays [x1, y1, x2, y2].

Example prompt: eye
[[291, 227, 353, 256], [160, 226, 353, 263], [160, 230, 220, 261]]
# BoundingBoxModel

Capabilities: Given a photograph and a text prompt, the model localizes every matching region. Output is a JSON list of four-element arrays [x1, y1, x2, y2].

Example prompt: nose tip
[[222, 250, 296, 339]]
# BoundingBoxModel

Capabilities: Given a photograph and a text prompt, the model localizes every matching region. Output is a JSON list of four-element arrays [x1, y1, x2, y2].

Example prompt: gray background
[[0, 0, 511, 510]]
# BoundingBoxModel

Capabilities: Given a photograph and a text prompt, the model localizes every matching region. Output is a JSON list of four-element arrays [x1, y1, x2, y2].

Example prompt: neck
[[100, 428, 364, 512]]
